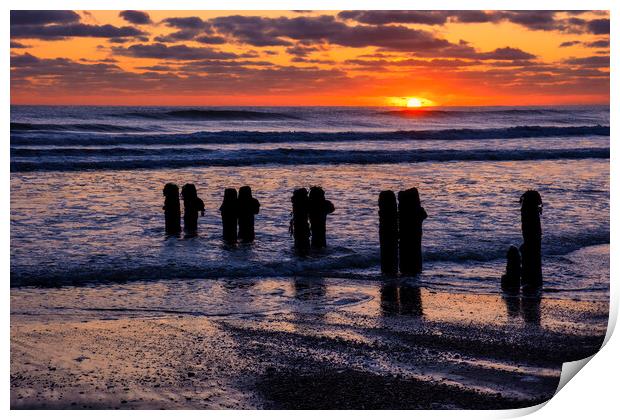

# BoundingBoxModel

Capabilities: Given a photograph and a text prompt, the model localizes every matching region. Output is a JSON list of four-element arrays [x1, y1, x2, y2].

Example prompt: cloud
[[119, 11, 152, 25], [210, 15, 453, 51], [476, 47, 536, 60], [162, 17, 207, 29], [410, 43, 536, 61], [291, 57, 335, 64], [194, 35, 227, 44], [209, 15, 296, 46], [135, 65, 175, 71], [286, 44, 320, 57], [111, 43, 239, 60], [336, 10, 609, 35], [81, 58, 118, 63], [564, 55, 610, 67], [498, 11, 558, 31], [10, 41, 30, 49], [559, 41, 581, 47], [337, 11, 450, 25], [586, 39, 609, 48], [154, 31, 199, 42], [10, 52, 352, 97], [587, 19, 610, 34], [10, 10, 80, 26], [344, 57, 481, 69], [11, 23, 147, 40], [11, 52, 41, 67], [10, 10, 149, 41], [153, 16, 216, 43]]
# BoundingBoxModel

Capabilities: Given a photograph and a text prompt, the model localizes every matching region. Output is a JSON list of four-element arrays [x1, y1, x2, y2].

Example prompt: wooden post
[[291, 188, 310, 252], [308, 186, 335, 248], [181, 183, 205, 234], [520, 190, 543, 291], [163, 183, 181, 234], [238, 186, 260, 242], [220, 188, 238, 242], [501, 245, 521, 292], [398, 188, 427, 274], [379, 190, 398, 275]]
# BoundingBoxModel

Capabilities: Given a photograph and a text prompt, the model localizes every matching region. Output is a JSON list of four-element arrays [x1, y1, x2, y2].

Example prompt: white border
[[4, 1, 616, 418]]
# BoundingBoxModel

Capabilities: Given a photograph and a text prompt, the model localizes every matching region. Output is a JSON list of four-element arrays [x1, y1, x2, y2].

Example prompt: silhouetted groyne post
[[501, 245, 521, 293], [520, 190, 543, 291], [308, 186, 335, 248], [291, 188, 311, 252], [181, 183, 205, 234], [220, 188, 238, 243], [398, 188, 428, 274], [238, 186, 260, 242], [163, 183, 181, 234], [379, 190, 398, 275]]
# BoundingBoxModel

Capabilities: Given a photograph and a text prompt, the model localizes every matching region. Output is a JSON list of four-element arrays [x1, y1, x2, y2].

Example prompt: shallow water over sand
[[11, 160, 609, 301]]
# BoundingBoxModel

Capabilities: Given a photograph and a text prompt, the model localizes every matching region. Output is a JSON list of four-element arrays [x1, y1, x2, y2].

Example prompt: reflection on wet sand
[[502, 293, 542, 326], [502, 295, 521, 319], [521, 295, 542, 326], [380, 281, 423, 317], [294, 277, 327, 302]]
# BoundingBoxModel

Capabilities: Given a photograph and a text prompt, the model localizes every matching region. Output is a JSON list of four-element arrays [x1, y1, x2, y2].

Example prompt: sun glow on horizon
[[407, 98, 423, 108], [405, 97, 434, 108]]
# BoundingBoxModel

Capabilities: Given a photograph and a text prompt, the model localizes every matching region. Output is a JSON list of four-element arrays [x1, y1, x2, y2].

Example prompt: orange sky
[[10, 10, 610, 106]]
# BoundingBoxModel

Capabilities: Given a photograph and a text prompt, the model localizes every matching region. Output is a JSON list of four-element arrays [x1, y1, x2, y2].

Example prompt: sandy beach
[[10, 278, 607, 409]]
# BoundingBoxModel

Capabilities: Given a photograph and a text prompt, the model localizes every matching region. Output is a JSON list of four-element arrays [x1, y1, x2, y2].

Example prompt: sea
[[10, 105, 610, 309]]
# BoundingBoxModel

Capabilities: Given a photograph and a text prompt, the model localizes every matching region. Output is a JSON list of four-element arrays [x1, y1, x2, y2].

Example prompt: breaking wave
[[10, 147, 609, 172], [11, 125, 610, 146]]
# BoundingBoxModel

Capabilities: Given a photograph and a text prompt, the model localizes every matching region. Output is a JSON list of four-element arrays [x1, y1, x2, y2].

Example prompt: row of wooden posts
[[163, 183, 543, 292]]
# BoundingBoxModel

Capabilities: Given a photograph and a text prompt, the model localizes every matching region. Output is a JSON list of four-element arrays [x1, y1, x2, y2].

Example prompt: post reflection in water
[[502, 292, 542, 326], [521, 294, 542, 326], [380, 280, 423, 317], [294, 277, 327, 302], [292, 277, 328, 326], [502, 294, 521, 319]]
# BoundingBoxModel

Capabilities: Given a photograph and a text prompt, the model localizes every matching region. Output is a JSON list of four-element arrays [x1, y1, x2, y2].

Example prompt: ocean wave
[[10, 125, 610, 146], [10, 147, 610, 172], [380, 108, 600, 117], [109, 109, 299, 120], [10, 231, 609, 287], [11, 122, 151, 133]]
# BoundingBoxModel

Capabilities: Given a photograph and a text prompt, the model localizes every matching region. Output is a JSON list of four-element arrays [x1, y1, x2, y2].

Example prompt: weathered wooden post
[[237, 185, 260, 242], [181, 183, 205, 234], [398, 188, 428, 274], [220, 188, 238, 242], [379, 190, 398, 275], [520, 190, 543, 291], [501, 245, 521, 292], [308, 186, 335, 248], [291, 188, 311, 252], [163, 183, 181, 234]]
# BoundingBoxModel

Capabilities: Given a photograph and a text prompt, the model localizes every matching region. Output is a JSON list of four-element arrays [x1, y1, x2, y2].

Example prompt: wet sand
[[10, 278, 608, 409]]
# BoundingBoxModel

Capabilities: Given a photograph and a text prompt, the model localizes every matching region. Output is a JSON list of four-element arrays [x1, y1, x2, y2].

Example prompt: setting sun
[[407, 98, 424, 108]]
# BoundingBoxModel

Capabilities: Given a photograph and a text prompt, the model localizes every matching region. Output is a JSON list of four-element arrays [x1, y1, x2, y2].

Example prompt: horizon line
[[10, 103, 611, 108]]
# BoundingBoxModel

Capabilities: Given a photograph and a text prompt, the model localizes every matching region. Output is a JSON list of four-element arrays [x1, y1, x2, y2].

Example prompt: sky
[[9, 10, 610, 106]]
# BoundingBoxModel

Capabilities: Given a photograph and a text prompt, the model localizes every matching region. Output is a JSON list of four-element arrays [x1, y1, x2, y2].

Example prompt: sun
[[406, 97, 424, 108]]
